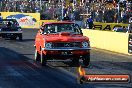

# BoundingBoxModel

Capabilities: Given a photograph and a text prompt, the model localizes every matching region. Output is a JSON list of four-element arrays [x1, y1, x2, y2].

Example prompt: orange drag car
[[34, 21, 91, 66]]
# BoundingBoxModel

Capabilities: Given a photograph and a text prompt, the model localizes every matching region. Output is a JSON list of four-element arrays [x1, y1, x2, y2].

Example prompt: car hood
[[43, 33, 89, 42]]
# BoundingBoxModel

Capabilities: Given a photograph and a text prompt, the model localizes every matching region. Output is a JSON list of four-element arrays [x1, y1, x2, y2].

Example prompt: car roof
[[42, 21, 74, 25]]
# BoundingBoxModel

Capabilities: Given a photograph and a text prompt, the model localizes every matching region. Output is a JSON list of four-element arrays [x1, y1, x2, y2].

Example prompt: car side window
[[44, 25, 49, 33], [41, 25, 50, 34]]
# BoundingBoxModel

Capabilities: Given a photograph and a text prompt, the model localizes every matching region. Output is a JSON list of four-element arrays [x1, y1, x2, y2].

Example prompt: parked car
[[34, 21, 91, 66], [0, 19, 22, 40]]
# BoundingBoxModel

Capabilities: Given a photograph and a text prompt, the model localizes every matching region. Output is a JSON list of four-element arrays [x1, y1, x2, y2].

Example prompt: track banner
[[0, 12, 40, 29], [93, 22, 129, 31]]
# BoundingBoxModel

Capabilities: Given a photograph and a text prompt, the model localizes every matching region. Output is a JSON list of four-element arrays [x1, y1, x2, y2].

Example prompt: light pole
[[61, 0, 64, 21], [117, 2, 120, 23], [40, 0, 42, 11], [0, 1, 2, 11]]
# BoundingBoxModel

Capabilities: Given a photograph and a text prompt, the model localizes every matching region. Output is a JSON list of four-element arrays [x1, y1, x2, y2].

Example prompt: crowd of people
[[0, 0, 41, 13], [0, 0, 131, 24]]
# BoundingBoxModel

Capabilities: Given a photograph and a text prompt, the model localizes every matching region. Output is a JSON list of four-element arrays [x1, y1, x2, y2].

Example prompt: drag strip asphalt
[[0, 29, 132, 88]]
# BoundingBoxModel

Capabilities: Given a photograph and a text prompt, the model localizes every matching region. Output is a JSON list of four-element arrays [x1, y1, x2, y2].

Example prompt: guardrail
[[82, 29, 132, 55]]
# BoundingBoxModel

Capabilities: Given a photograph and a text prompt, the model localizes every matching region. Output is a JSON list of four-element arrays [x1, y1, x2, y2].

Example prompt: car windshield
[[0, 20, 18, 27], [43, 23, 82, 34]]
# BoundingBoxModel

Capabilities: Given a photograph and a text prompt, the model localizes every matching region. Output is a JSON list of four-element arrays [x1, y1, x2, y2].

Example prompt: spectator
[[0, 0, 131, 24], [63, 14, 70, 21], [121, 11, 127, 23], [86, 16, 94, 29], [127, 17, 132, 33], [35, 6, 40, 13]]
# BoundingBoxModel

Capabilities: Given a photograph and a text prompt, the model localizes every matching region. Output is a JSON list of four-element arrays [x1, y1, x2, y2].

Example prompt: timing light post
[[40, 0, 42, 11], [117, 2, 120, 23], [61, 0, 64, 21]]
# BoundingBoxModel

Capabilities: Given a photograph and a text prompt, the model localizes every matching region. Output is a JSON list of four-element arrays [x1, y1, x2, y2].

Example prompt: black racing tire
[[19, 34, 23, 41], [82, 53, 90, 67], [35, 49, 40, 62], [77, 76, 87, 84], [1, 34, 5, 38], [71, 58, 79, 66], [10, 37, 17, 40], [40, 50, 47, 66]]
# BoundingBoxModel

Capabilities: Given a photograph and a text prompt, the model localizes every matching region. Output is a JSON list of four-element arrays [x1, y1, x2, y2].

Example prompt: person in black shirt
[[63, 14, 70, 21]]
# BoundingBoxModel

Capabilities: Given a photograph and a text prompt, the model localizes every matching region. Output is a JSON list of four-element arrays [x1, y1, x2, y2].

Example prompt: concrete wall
[[82, 29, 129, 54]]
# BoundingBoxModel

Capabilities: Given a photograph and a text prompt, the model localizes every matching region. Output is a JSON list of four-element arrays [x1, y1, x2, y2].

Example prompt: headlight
[[18, 28, 22, 31], [45, 43, 52, 48], [0, 29, 1, 31], [82, 42, 89, 48]]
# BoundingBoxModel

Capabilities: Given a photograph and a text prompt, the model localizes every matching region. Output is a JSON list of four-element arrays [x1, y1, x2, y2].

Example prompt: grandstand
[[0, 0, 131, 23]]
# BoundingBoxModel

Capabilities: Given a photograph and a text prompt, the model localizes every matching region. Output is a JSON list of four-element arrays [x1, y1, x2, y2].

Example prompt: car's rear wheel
[[19, 34, 22, 41], [35, 49, 40, 62], [82, 53, 90, 66], [40, 50, 47, 66]]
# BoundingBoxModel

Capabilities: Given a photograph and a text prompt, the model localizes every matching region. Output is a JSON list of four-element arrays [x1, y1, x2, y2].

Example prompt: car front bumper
[[0, 31, 22, 33], [42, 47, 91, 51], [42, 47, 91, 56]]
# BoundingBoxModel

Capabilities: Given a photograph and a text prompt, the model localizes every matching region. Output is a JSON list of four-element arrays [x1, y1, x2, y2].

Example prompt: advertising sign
[[0, 12, 40, 28], [93, 22, 128, 31], [6, 14, 37, 27]]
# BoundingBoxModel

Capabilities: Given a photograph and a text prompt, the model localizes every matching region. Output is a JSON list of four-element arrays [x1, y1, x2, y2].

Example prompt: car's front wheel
[[19, 34, 22, 41], [40, 50, 47, 66], [71, 58, 79, 66], [10, 37, 17, 40], [82, 53, 90, 66], [1, 34, 5, 38]]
